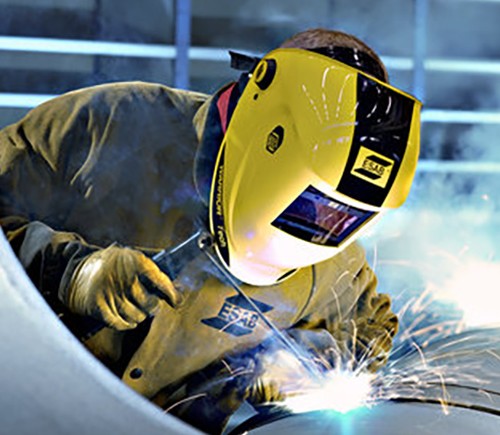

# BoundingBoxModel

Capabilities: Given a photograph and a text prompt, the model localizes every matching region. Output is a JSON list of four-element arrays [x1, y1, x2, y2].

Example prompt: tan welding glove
[[63, 245, 182, 330]]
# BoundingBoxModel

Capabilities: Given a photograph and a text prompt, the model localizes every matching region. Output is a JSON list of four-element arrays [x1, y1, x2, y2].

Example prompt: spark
[[164, 393, 207, 414], [251, 334, 382, 415], [282, 369, 375, 414], [262, 264, 499, 419]]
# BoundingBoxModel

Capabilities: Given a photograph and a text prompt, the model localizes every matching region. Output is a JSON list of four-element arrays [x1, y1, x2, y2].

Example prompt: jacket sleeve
[[0, 89, 112, 337], [1, 217, 97, 310], [1, 93, 93, 287], [0, 101, 104, 337], [237, 263, 399, 414]]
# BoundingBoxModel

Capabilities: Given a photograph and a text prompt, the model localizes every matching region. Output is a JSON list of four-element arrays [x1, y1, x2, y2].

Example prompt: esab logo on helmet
[[351, 146, 394, 189]]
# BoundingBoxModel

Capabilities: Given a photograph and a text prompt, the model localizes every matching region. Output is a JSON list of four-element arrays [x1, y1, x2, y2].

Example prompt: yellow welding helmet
[[208, 48, 421, 286]]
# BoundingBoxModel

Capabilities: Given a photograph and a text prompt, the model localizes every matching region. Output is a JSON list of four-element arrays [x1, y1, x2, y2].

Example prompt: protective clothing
[[208, 48, 421, 286], [0, 80, 399, 432], [65, 245, 181, 330]]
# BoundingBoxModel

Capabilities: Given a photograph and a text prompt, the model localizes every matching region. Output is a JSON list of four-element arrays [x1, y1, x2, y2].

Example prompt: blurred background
[[0, 0, 499, 331]]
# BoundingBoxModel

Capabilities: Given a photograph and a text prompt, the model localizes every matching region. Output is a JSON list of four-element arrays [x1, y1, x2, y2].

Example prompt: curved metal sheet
[[0, 229, 200, 435]]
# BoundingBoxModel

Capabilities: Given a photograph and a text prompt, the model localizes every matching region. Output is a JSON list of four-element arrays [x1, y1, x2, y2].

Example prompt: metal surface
[[232, 402, 500, 434]]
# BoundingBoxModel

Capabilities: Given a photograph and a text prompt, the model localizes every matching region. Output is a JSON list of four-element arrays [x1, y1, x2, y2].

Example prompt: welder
[[0, 28, 421, 433]]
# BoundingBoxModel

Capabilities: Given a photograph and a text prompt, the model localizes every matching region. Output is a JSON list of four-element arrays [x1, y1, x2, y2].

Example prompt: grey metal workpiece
[[1, 224, 500, 434]]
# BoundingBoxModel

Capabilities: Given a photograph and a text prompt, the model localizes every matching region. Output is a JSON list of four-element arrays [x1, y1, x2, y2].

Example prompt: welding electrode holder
[[151, 230, 214, 279], [78, 230, 214, 340]]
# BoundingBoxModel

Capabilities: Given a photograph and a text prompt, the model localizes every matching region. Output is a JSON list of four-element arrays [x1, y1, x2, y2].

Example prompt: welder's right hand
[[63, 245, 182, 330]]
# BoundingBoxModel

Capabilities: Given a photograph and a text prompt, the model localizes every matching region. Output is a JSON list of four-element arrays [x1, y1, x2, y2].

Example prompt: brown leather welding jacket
[[0, 81, 394, 400]]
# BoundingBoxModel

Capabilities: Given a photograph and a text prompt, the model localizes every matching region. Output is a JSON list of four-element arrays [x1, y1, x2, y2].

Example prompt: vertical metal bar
[[174, 0, 192, 89], [413, 0, 429, 101], [92, 0, 103, 81]]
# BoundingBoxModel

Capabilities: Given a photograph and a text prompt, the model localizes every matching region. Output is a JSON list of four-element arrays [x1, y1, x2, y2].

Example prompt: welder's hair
[[279, 28, 389, 83]]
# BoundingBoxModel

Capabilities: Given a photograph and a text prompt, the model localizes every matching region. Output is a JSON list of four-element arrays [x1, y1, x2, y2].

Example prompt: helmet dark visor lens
[[272, 185, 375, 247]]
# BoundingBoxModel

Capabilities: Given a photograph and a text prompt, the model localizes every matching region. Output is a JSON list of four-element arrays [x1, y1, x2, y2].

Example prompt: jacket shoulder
[[52, 81, 210, 119]]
